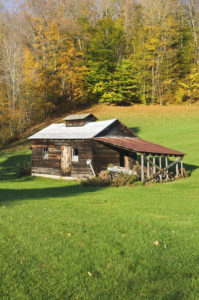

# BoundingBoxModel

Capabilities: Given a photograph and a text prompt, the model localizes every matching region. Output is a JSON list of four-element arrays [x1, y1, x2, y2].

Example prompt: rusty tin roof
[[94, 137, 185, 156]]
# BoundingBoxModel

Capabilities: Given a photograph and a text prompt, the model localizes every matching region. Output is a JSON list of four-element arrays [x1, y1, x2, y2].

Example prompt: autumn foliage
[[0, 0, 199, 145]]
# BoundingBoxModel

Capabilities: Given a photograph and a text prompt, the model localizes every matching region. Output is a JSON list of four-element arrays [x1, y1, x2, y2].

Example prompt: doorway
[[61, 146, 71, 176]]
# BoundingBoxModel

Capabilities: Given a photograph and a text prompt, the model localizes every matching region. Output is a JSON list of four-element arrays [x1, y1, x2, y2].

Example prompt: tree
[[85, 17, 125, 102], [100, 57, 141, 105]]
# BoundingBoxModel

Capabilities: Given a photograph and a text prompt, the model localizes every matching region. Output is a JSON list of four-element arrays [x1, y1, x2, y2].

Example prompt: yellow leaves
[[87, 272, 92, 277], [153, 240, 159, 246], [67, 232, 71, 237]]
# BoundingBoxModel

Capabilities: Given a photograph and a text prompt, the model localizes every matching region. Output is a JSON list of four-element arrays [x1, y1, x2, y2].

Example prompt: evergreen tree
[[85, 17, 125, 102], [100, 57, 141, 105]]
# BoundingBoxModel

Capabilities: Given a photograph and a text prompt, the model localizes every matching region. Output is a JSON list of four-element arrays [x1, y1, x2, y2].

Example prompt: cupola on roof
[[63, 113, 97, 127]]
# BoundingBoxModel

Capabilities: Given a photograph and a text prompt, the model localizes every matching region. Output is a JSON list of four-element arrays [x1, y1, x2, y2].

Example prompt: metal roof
[[63, 113, 94, 121], [94, 137, 185, 156], [29, 119, 117, 140]]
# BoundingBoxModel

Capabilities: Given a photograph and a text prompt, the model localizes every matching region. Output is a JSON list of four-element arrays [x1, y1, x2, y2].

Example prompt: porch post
[[159, 156, 162, 180], [141, 153, 145, 182], [181, 159, 183, 176], [147, 155, 150, 179], [153, 156, 156, 174], [176, 157, 179, 177], [165, 156, 169, 179]]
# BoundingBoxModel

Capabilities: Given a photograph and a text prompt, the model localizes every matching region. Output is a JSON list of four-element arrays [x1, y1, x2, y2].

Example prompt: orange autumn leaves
[[23, 18, 87, 119]]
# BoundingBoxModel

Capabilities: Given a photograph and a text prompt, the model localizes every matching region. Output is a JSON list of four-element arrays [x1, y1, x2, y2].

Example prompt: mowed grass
[[0, 105, 199, 299]]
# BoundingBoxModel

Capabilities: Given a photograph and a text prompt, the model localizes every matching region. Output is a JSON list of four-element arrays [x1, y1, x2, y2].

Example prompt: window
[[72, 148, 79, 162], [42, 147, 49, 159]]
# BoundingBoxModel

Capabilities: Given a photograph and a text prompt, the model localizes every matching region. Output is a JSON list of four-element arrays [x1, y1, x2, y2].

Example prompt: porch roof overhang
[[93, 137, 185, 157]]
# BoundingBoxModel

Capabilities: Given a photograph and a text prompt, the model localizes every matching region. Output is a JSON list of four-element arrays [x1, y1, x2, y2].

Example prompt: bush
[[81, 177, 112, 187], [112, 173, 140, 187], [16, 161, 31, 177], [81, 173, 140, 187]]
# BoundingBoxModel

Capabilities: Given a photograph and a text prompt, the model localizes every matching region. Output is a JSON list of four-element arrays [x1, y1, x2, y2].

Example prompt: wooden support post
[[165, 156, 169, 179], [159, 156, 162, 180], [153, 156, 156, 174], [181, 160, 183, 176], [146, 157, 181, 176], [147, 155, 150, 178], [176, 157, 179, 177], [141, 154, 145, 182]]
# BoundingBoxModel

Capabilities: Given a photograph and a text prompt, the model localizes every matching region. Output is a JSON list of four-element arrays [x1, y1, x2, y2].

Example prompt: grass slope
[[0, 105, 199, 299]]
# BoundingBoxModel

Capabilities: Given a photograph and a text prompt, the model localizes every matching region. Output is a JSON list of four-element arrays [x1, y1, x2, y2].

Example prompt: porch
[[93, 137, 185, 182]]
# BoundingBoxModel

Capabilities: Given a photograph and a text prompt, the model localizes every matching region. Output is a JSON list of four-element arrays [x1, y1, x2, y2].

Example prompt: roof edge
[[93, 137, 185, 156], [92, 119, 118, 138]]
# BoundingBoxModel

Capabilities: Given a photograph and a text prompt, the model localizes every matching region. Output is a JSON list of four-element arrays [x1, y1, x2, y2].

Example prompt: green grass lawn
[[1, 105, 199, 299]]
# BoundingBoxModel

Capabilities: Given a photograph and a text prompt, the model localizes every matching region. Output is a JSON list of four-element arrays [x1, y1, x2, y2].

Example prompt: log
[[147, 155, 150, 178], [159, 156, 162, 180], [141, 154, 145, 182], [153, 156, 156, 174], [176, 157, 179, 177], [181, 160, 184, 176], [165, 156, 169, 179]]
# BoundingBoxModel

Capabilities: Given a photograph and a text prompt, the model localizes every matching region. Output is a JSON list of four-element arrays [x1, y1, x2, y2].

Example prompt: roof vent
[[63, 114, 97, 127]]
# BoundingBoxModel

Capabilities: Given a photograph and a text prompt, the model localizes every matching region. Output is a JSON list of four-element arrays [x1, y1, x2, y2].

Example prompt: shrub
[[112, 173, 140, 187], [81, 177, 112, 187], [81, 173, 140, 187]]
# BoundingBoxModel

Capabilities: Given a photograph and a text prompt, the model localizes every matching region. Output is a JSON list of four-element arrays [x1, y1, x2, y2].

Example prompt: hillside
[[0, 104, 199, 299]]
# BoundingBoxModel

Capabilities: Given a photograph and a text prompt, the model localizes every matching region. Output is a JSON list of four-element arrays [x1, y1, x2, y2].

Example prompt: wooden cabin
[[29, 113, 185, 181]]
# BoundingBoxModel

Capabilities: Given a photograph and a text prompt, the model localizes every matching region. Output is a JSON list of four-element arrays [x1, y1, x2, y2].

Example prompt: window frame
[[71, 148, 79, 162], [42, 147, 49, 160]]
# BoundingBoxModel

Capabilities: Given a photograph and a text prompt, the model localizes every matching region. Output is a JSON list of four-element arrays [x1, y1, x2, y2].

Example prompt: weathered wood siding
[[32, 140, 93, 178], [97, 120, 136, 138], [92, 141, 120, 173], [65, 120, 85, 127], [32, 141, 61, 176], [69, 140, 93, 178], [92, 141, 137, 173], [65, 114, 97, 127]]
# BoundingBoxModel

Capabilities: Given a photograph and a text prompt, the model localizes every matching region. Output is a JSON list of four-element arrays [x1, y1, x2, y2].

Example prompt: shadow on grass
[[130, 127, 140, 135], [0, 184, 101, 206], [183, 162, 199, 174], [0, 154, 103, 205], [0, 154, 31, 181]]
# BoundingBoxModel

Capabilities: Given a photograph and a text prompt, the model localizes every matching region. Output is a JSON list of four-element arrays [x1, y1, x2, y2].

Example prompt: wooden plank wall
[[32, 141, 61, 176], [32, 139, 138, 178], [97, 120, 136, 138], [69, 140, 93, 178], [32, 140, 93, 178], [92, 141, 120, 173]]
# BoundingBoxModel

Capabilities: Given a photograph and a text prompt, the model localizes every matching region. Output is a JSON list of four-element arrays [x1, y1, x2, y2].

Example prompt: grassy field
[[0, 105, 199, 299]]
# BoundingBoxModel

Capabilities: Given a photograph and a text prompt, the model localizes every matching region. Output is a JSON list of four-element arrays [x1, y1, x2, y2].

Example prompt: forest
[[0, 0, 199, 146]]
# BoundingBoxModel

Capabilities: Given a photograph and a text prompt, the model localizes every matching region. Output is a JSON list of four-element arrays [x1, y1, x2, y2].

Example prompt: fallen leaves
[[87, 272, 92, 277], [67, 233, 71, 237], [153, 240, 159, 246]]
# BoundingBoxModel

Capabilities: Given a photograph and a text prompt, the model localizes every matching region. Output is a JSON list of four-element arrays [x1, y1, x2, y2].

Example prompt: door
[[61, 146, 71, 176], [120, 153, 124, 167]]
